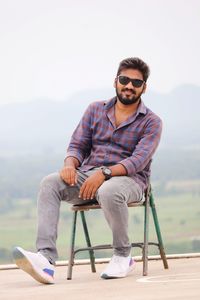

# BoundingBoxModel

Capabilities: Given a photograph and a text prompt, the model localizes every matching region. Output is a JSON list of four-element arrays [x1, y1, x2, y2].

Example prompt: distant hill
[[0, 84, 200, 156]]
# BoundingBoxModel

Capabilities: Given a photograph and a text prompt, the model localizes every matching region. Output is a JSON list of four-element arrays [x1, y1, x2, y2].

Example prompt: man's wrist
[[64, 156, 79, 168], [101, 167, 112, 180]]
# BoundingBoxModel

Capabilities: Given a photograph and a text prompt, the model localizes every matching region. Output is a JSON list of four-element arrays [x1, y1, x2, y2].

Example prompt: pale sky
[[0, 0, 200, 105]]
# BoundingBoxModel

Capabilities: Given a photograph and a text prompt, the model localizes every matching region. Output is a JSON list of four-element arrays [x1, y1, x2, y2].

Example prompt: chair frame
[[67, 185, 168, 280]]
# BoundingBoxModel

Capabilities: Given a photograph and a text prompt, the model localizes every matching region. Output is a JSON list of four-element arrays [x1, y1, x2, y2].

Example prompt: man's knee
[[97, 181, 124, 207], [40, 172, 62, 189]]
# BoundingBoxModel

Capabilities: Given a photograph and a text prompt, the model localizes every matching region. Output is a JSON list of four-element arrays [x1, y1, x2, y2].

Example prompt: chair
[[67, 185, 168, 280]]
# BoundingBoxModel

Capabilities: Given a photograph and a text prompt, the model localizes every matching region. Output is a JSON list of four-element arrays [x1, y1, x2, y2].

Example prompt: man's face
[[114, 68, 146, 105]]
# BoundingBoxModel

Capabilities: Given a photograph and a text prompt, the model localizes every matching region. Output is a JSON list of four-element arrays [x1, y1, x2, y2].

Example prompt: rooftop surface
[[1, 255, 200, 300]]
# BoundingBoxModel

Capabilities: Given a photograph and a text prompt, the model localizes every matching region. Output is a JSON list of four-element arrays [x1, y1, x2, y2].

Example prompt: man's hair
[[117, 57, 150, 82]]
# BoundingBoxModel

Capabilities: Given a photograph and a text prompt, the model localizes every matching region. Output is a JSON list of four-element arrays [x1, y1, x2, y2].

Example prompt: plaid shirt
[[66, 97, 162, 191]]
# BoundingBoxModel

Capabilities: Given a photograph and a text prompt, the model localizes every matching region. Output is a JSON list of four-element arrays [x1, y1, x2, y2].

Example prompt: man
[[13, 57, 162, 284]]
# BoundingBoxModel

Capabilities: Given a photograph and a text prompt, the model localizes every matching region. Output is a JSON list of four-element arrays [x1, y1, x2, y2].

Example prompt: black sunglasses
[[118, 75, 144, 88]]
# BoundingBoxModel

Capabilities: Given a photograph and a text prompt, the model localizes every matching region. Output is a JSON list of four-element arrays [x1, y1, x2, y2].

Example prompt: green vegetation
[[0, 148, 200, 264], [0, 192, 200, 264]]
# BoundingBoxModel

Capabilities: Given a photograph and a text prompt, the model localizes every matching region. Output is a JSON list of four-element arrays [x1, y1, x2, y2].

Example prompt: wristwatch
[[101, 167, 112, 180]]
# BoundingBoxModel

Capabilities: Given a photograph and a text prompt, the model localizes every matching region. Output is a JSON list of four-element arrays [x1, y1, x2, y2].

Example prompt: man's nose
[[125, 81, 134, 89]]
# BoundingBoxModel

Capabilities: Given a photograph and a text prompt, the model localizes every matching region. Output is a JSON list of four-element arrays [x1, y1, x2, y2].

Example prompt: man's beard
[[116, 88, 143, 105]]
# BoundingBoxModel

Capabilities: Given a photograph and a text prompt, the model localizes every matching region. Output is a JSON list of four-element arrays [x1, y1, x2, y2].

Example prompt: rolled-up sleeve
[[65, 104, 93, 165], [119, 116, 162, 176]]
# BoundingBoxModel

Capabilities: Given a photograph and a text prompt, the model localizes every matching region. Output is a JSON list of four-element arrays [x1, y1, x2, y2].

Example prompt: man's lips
[[122, 89, 135, 96]]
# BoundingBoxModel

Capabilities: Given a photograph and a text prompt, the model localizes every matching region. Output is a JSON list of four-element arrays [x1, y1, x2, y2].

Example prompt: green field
[[1, 192, 200, 264]]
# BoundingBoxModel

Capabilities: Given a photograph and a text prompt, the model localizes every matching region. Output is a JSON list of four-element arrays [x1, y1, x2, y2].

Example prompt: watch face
[[102, 168, 112, 180], [104, 168, 111, 175]]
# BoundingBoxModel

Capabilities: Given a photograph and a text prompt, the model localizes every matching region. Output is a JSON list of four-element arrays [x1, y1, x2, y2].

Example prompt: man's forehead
[[119, 68, 143, 79]]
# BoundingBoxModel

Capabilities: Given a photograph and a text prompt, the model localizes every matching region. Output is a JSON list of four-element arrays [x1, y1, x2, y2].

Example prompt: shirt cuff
[[65, 151, 84, 165], [119, 158, 136, 177]]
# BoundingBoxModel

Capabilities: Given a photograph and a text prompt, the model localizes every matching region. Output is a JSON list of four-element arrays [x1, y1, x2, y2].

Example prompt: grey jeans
[[36, 169, 143, 264]]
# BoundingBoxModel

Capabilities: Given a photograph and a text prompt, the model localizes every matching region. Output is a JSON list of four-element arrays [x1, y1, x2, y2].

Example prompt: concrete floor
[[0, 257, 200, 300]]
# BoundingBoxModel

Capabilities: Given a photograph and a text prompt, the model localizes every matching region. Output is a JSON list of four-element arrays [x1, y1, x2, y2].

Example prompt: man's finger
[[84, 184, 94, 200], [69, 170, 75, 186], [75, 173, 78, 184], [80, 180, 92, 200], [82, 183, 90, 200], [90, 186, 97, 200], [79, 182, 86, 198]]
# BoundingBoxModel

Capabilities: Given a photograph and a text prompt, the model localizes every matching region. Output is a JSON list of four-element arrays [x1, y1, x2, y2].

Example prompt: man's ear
[[113, 77, 117, 88], [142, 83, 147, 94]]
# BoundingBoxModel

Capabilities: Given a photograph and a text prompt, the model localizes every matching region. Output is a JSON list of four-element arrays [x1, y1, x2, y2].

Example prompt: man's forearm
[[109, 163, 127, 177], [64, 156, 80, 169]]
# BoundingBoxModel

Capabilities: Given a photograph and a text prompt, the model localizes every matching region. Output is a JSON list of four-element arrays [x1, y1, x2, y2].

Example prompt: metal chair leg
[[67, 211, 78, 280], [150, 193, 169, 269], [67, 185, 168, 279], [80, 211, 96, 272], [143, 193, 150, 276]]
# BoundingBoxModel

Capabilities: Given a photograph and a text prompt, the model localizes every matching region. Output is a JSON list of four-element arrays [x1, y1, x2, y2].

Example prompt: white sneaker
[[101, 255, 135, 279], [13, 247, 55, 284]]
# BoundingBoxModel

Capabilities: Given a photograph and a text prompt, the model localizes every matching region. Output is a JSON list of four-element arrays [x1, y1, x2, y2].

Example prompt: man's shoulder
[[88, 100, 106, 109], [87, 98, 114, 111], [143, 103, 162, 124]]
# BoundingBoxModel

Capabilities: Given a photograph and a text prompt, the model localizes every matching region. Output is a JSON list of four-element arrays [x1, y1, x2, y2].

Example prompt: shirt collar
[[136, 100, 147, 115], [104, 97, 117, 110]]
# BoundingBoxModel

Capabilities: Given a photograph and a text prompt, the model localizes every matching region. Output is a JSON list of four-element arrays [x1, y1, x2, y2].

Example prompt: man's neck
[[114, 98, 141, 127]]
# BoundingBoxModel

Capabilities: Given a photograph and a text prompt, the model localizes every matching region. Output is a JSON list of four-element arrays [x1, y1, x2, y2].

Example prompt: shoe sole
[[101, 264, 135, 279], [13, 248, 54, 284]]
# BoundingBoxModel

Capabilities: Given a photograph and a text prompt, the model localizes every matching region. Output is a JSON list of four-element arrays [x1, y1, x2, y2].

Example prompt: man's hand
[[79, 170, 105, 200], [60, 166, 77, 186]]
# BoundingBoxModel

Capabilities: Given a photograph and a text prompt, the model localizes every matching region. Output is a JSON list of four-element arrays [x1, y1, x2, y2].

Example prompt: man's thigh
[[97, 176, 143, 203]]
